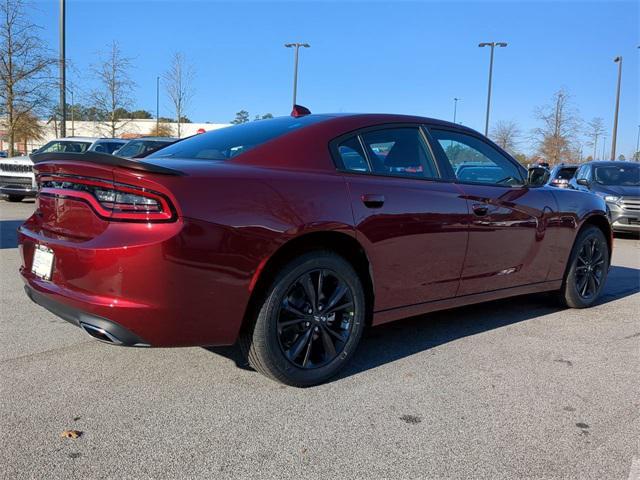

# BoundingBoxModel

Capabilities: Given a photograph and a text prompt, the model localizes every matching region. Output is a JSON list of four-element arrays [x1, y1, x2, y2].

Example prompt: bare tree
[[0, 0, 54, 156], [532, 89, 581, 165], [585, 117, 606, 161], [490, 120, 520, 154], [89, 41, 136, 138], [163, 52, 195, 138]]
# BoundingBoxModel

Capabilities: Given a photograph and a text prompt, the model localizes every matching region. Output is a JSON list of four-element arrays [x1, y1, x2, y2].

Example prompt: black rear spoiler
[[30, 151, 185, 176]]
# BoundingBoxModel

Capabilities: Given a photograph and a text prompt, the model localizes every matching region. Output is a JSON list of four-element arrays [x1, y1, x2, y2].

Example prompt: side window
[[430, 129, 524, 186], [575, 165, 586, 179], [337, 136, 369, 172], [360, 127, 438, 179]]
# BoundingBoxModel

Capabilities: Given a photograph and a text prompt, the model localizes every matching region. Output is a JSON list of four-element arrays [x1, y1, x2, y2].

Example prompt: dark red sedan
[[19, 112, 611, 386]]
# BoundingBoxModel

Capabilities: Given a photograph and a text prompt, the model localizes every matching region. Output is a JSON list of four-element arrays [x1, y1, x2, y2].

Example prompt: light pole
[[479, 42, 507, 136], [284, 43, 310, 107], [453, 97, 460, 123], [65, 85, 74, 137], [610, 56, 622, 160], [156, 76, 160, 133], [635, 125, 640, 161], [601, 134, 607, 161], [59, 0, 66, 138]]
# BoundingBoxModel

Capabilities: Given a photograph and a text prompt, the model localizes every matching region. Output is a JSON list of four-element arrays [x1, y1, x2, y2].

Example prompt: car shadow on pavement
[[0, 220, 23, 249], [205, 265, 640, 381]]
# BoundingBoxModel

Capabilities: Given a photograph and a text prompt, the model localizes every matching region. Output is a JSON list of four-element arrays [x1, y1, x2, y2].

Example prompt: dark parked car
[[547, 164, 578, 188], [113, 137, 176, 158], [20, 112, 611, 386], [569, 161, 640, 233]]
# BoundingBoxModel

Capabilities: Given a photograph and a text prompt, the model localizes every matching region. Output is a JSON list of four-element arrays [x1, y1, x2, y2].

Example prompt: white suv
[[0, 137, 127, 202]]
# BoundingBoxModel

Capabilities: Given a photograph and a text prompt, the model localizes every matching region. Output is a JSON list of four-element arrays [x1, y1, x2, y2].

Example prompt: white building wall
[[1, 119, 231, 153]]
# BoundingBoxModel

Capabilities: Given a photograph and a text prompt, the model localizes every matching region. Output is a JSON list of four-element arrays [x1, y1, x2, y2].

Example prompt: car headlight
[[603, 195, 620, 203]]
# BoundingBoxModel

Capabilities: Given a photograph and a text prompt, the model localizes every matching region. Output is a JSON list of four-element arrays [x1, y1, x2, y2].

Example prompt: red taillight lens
[[38, 175, 176, 222]]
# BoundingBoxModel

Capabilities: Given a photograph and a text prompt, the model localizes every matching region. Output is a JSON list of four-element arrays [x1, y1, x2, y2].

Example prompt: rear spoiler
[[30, 151, 185, 176]]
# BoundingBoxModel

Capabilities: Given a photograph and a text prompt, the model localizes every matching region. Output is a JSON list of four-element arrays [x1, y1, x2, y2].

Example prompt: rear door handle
[[361, 194, 385, 209], [472, 203, 489, 216]]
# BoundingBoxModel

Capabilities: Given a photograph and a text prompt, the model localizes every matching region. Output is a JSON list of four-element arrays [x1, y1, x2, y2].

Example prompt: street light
[[479, 41, 507, 136], [453, 97, 461, 123], [610, 56, 622, 160], [64, 85, 74, 137], [284, 43, 310, 107], [636, 125, 640, 161], [59, 0, 66, 138], [156, 76, 160, 134]]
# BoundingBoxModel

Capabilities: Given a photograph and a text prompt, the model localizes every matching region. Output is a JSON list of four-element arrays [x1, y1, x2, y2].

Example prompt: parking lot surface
[[1, 199, 638, 480]]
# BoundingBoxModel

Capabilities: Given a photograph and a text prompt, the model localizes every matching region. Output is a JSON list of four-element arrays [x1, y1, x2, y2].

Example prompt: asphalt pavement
[[1, 199, 638, 479]]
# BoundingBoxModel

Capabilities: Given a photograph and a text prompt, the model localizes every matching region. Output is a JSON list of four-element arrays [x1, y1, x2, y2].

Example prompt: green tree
[[231, 110, 250, 124]]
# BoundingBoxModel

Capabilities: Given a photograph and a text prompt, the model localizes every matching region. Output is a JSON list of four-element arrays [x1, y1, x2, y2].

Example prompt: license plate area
[[32, 244, 54, 280]]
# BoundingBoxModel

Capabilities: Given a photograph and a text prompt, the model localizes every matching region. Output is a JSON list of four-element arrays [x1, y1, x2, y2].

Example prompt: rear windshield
[[38, 140, 92, 154], [555, 167, 577, 180], [117, 140, 173, 158], [148, 116, 327, 161]]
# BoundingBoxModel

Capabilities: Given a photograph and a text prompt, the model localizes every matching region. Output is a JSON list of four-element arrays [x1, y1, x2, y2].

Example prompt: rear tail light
[[38, 175, 176, 222]]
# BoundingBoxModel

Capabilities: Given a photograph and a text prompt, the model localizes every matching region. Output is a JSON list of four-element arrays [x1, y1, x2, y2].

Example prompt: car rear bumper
[[18, 217, 254, 347], [24, 284, 149, 346]]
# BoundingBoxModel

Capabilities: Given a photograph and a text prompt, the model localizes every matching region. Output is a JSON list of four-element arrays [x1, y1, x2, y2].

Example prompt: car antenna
[[291, 105, 311, 117]]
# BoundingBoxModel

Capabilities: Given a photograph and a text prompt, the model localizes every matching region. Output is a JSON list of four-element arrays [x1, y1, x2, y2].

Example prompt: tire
[[559, 225, 609, 308], [6, 195, 24, 202], [240, 251, 366, 387]]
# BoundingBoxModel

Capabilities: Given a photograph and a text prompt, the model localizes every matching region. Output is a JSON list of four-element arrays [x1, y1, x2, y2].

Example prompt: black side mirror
[[576, 178, 590, 187], [527, 166, 549, 186]]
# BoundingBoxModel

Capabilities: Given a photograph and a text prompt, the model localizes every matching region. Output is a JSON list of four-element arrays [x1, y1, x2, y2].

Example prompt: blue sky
[[32, 0, 639, 156]]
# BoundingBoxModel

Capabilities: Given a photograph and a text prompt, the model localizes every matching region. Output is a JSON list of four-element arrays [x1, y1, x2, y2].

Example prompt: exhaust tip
[[80, 322, 123, 345]]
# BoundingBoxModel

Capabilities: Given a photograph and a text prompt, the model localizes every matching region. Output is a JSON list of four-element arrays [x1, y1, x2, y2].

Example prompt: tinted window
[[556, 167, 577, 180], [38, 141, 92, 153], [91, 142, 124, 154], [149, 116, 327, 161], [337, 137, 369, 172], [117, 140, 173, 158], [431, 129, 524, 186], [360, 128, 438, 179], [594, 165, 639, 186]]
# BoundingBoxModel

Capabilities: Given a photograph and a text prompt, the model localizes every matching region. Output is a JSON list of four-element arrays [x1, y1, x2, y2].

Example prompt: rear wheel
[[240, 251, 366, 387], [560, 225, 609, 308], [6, 195, 24, 202]]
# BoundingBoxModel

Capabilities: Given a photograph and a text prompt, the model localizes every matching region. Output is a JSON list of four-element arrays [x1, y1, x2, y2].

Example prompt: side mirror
[[576, 178, 590, 187], [527, 166, 549, 186]]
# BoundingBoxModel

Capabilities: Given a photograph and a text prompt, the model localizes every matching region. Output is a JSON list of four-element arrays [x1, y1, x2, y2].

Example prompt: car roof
[[126, 137, 176, 142], [54, 137, 127, 142], [585, 161, 637, 166], [231, 113, 499, 171]]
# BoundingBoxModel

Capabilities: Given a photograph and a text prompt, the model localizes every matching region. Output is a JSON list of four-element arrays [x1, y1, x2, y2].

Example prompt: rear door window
[[360, 127, 439, 179]]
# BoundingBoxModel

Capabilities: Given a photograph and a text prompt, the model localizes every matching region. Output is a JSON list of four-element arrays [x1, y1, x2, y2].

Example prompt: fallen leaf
[[60, 430, 82, 439]]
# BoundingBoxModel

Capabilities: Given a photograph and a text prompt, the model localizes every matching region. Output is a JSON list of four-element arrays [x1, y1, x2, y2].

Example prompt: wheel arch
[[241, 230, 375, 336], [581, 213, 613, 258]]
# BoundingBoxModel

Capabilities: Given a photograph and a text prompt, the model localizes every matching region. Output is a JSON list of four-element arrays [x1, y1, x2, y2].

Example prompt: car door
[[332, 125, 469, 311], [428, 127, 556, 296]]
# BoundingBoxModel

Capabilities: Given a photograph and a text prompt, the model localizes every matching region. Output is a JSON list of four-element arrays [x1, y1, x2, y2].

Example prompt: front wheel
[[6, 195, 24, 202], [560, 225, 609, 308], [240, 251, 366, 387]]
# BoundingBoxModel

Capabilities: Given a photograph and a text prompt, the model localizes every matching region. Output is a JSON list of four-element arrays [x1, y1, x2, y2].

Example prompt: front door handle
[[472, 203, 489, 216], [361, 194, 385, 209]]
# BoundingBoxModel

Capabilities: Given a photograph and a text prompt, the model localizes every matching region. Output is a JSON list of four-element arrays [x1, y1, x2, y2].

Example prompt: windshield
[[148, 116, 328, 161], [594, 165, 640, 186], [117, 140, 173, 158], [555, 167, 577, 180], [38, 140, 92, 154]]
